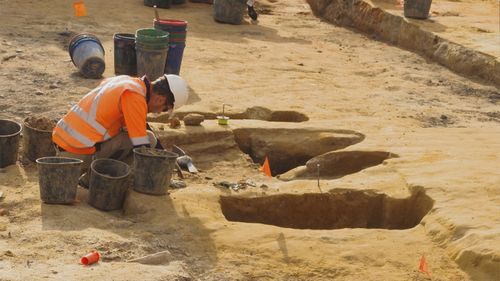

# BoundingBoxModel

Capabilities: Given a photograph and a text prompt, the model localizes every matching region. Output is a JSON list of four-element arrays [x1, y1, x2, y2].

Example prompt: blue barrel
[[154, 19, 187, 75], [164, 42, 186, 75], [135, 28, 169, 80], [68, 33, 105, 79]]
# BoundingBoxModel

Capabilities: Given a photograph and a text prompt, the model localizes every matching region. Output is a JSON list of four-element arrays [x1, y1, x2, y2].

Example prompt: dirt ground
[[0, 0, 499, 280], [371, 0, 499, 58]]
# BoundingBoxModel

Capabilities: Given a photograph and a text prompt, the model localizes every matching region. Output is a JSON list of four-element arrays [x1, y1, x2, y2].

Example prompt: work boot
[[79, 173, 90, 189], [247, 5, 258, 21]]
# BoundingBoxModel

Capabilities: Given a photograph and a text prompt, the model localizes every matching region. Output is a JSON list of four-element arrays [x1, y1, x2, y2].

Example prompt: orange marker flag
[[73, 1, 87, 17], [419, 254, 431, 277], [261, 156, 272, 177]]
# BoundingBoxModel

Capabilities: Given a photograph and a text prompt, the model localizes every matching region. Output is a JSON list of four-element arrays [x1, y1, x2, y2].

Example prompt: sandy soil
[[0, 0, 499, 280], [371, 0, 500, 58]]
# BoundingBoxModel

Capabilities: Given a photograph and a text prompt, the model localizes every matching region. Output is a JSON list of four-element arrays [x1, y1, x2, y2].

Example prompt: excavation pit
[[279, 151, 397, 181], [233, 128, 365, 175], [220, 189, 433, 230]]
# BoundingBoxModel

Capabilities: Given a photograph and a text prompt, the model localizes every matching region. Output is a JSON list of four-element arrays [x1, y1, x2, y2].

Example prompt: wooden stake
[[154, 5, 160, 20], [317, 163, 322, 193]]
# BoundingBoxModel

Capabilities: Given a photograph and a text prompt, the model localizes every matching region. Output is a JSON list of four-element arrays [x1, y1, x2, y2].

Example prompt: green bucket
[[135, 28, 169, 49], [135, 28, 170, 80]]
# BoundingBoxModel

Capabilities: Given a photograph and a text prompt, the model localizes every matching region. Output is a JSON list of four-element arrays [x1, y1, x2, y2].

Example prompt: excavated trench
[[232, 128, 395, 177], [154, 119, 394, 178], [278, 150, 397, 180], [220, 188, 433, 230], [233, 128, 367, 175], [306, 0, 500, 85]]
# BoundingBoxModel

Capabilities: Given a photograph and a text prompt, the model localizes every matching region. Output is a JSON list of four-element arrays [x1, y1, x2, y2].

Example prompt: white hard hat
[[165, 74, 189, 110]]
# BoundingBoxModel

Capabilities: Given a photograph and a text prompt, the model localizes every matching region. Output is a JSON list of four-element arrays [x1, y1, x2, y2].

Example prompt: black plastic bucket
[[0, 119, 22, 168], [22, 116, 56, 162], [144, 0, 172, 9], [68, 33, 106, 79], [36, 157, 82, 204], [133, 147, 178, 195], [404, 0, 432, 19], [213, 0, 247, 25], [88, 159, 131, 211], [114, 33, 137, 76]]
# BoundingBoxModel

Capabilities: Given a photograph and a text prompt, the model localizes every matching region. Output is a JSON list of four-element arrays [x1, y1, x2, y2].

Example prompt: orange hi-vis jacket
[[53, 75, 150, 154]]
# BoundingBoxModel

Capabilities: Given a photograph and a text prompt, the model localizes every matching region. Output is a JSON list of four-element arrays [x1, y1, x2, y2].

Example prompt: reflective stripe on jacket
[[53, 75, 148, 154]]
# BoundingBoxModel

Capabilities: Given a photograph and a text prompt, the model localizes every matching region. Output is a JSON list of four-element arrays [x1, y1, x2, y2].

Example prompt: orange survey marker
[[81, 250, 100, 265], [73, 1, 87, 17], [419, 254, 431, 277], [262, 156, 272, 177]]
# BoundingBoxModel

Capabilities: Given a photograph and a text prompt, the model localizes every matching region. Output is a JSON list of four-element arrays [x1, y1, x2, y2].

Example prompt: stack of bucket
[[154, 19, 188, 75], [109, 6, 188, 79]]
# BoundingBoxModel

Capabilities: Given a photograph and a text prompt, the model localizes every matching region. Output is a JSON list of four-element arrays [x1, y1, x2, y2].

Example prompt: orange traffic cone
[[261, 156, 272, 177], [81, 250, 100, 265], [73, 1, 87, 17], [419, 254, 431, 277]]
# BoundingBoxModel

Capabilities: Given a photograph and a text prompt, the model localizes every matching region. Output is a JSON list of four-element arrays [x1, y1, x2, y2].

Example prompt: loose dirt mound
[[23, 116, 57, 131]]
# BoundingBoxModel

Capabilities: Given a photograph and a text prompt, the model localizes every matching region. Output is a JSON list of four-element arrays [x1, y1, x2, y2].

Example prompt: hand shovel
[[173, 145, 198, 173]]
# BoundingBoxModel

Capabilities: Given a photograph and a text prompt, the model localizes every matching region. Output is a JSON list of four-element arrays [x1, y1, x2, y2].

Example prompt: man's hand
[[169, 117, 181, 129]]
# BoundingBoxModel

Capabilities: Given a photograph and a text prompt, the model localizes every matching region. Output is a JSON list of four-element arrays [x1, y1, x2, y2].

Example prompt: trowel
[[172, 145, 198, 173]]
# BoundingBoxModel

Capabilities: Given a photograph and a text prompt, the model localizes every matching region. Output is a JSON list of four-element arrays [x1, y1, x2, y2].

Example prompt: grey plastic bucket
[[69, 33, 106, 79], [0, 119, 22, 168], [135, 28, 169, 81], [213, 0, 247, 25], [36, 157, 83, 204], [133, 147, 178, 195], [88, 159, 131, 211], [22, 116, 56, 162], [404, 0, 432, 19]]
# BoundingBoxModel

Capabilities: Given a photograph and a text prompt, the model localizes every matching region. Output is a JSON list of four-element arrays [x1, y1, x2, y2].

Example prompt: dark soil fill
[[220, 188, 433, 230]]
